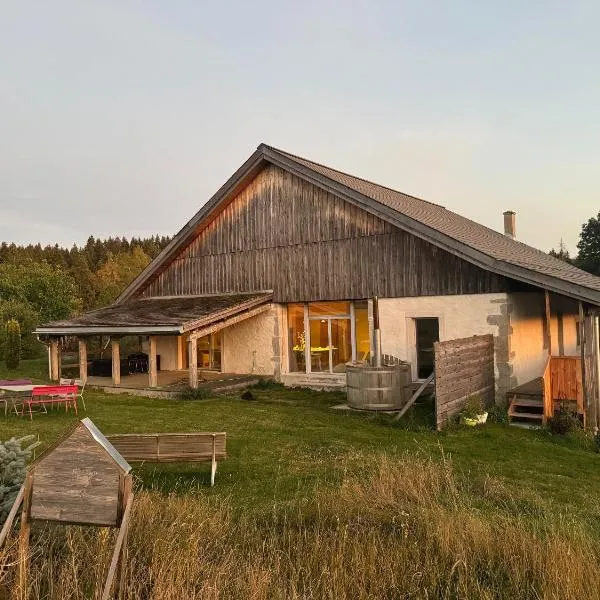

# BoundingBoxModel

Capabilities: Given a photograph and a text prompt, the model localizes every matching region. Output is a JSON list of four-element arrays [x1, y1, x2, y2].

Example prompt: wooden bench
[[27, 385, 79, 419], [107, 432, 226, 486]]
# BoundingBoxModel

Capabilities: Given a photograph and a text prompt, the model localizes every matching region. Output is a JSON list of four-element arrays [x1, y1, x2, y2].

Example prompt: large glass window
[[309, 301, 350, 317], [197, 332, 222, 370], [289, 301, 369, 374], [288, 304, 306, 372]]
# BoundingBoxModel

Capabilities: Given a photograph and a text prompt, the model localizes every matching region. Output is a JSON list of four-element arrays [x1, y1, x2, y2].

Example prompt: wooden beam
[[17, 473, 33, 600], [50, 338, 59, 382], [111, 339, 121, 386], [0, 483, 24, 550], [394, 372, 435, 421], [101, 494, 134, 600], [177, 336, 184, 370], [579, 302, 589, 421], [188, 304, 271, 340], [149, 336, 158, 388], [545, 290, 552, 357], [78, 338, 88, 384], [189, 337, 198, 388]]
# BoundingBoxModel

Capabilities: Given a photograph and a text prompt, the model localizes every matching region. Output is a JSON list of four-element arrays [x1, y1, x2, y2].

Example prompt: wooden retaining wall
[[434, 334, 495, 430]]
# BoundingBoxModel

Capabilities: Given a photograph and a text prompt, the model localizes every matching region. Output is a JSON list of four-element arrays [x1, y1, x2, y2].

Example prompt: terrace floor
[[87, 369, 259, 396]]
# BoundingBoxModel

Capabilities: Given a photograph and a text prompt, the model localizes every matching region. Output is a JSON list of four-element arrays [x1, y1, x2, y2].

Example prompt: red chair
[[26, 385, 78, 420]]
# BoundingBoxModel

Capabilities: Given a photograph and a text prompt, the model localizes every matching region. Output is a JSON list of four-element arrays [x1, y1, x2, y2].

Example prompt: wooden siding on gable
[[140, 165, 507, 302]]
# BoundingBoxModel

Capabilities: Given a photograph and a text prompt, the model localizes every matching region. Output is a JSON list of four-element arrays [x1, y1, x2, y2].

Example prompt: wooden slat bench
[[107, 432, 226, 486]]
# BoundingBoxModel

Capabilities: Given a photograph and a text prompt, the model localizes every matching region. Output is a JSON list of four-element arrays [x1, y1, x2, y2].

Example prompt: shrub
[[249, 378, 283, 390], [547, 407, 581, 436], [178, 386, 211, 401], [240, 390, 256, 401], [0, 435, 39, 525], [461, 394, 485, 419], [487, 401, 509, 424], [4, 318, 21, 370]]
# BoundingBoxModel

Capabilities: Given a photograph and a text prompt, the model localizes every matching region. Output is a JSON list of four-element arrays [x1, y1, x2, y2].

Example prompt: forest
[[0, 235, 171, 359]]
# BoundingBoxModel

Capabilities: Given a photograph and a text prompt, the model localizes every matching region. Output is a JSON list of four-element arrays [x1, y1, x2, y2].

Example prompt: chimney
[[503, 211, 516, 239]]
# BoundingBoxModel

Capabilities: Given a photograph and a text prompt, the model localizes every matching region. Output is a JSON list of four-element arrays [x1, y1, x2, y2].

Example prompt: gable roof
[[33, 418, 131, 474], [116, 144, 600, 306]]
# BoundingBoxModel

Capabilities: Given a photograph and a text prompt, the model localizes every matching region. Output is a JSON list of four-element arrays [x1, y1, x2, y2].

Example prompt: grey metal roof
[[36, 292, 273, 335]]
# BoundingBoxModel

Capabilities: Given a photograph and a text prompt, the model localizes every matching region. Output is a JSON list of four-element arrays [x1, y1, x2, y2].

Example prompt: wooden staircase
[[508, 378, 544, 427]]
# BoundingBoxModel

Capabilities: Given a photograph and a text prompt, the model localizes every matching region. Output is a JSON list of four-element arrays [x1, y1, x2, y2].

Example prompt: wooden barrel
[[346, 363, 410, 410]]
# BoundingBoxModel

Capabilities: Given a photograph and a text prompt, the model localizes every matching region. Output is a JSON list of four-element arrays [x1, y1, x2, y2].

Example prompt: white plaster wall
[[222, 307, 281, 375], [142, 336, 180, 371], [378, 293, 509, 381]]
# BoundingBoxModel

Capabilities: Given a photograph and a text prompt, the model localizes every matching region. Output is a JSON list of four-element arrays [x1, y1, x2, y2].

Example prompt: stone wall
[[434, 334, 495, 430]]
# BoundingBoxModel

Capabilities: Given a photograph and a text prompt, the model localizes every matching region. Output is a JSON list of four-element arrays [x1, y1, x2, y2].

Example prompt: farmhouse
[[37, 144, 600, 425]]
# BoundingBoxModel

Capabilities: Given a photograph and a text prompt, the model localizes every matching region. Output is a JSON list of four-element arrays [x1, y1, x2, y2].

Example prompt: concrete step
[[281, 374, 346, 391]]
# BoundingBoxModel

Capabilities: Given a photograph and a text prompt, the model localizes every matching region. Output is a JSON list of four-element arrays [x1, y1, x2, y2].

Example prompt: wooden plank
[[0, 483, 24, 549], [393, 372, 434, 421], [17, 473, 33, 599], [545, 290, 552, 356], [101, 494, 133, 600]]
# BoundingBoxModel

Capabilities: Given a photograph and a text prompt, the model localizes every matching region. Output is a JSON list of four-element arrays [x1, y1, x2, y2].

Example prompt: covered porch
[[508, 291, 599, 427], [35, 292, 274, 392]]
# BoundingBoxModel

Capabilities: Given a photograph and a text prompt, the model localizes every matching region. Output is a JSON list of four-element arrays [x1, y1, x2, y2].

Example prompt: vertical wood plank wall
[[140, 165, 508, 302]]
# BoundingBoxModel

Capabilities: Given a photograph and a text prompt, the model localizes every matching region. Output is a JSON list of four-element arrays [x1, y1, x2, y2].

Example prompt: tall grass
[[2, 454, 600, 599]]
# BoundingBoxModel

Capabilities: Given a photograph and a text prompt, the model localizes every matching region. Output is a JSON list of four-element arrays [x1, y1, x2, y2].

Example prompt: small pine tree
[[0, 435, 39, 524], [5, 318, 21, 369]]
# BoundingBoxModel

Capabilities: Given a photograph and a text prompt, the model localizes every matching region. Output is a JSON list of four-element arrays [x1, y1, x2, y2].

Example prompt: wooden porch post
[[149, 336, 158, 388], [50, 338, 60, 382], [579, 302, 589, 424], [78, 338, 88, 384], [545, 290, 552, 357], [111, 339, 121, 386], [189, 337, 198, 388]]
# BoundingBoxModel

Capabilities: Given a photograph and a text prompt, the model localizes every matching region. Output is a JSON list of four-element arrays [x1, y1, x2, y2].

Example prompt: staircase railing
[[542, 356, 584, 424]]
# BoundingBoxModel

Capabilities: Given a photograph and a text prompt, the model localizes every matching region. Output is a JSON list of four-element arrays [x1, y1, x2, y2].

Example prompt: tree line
[[550, 211, 600, 275], [0, 235, 171, 359]]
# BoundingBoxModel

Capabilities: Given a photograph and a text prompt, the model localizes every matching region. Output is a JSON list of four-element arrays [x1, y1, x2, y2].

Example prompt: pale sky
[[1, 1, 598, 254]]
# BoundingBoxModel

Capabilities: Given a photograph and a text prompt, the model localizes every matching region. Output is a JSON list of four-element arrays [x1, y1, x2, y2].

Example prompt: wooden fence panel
[[435, 334, 495, 430]]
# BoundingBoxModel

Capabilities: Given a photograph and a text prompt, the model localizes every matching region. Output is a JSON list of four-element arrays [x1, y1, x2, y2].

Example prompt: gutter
[[34, 325, 183, 336]]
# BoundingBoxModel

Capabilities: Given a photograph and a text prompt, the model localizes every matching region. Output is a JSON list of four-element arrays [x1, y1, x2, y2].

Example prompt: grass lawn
[[2, 359, 600, 516], [4, 359, 600, 598]]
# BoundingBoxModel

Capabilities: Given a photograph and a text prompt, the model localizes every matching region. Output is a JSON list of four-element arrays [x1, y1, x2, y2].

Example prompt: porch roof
[[35, 292, 273, 336]]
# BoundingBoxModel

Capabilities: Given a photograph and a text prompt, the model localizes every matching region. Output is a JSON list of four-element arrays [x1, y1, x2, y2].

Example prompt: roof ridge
[[261, 143, 446, 209]]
